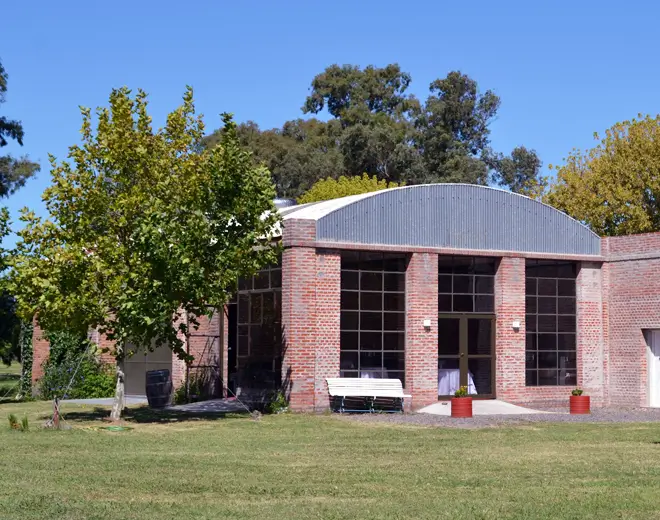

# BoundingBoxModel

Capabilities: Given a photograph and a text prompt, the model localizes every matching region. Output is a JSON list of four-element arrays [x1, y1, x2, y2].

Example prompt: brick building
[[32, 184, 660, 411]]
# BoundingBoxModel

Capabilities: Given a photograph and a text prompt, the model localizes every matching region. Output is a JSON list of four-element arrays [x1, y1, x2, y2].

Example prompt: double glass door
[[438, 315, 495, 398]]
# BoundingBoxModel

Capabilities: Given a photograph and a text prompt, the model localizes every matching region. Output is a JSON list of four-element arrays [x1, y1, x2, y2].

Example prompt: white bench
[[326, 378, 411, 413]]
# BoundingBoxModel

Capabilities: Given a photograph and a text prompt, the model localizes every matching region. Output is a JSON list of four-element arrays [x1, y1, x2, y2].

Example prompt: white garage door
[[124, 343, 172, 396]]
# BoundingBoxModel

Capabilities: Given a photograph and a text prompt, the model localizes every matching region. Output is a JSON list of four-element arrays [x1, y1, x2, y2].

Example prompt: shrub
[[453, 386, 469, 398], [265, 391, 288, 414], [38, 330, 115, 400], [571, 388, 584, 396]]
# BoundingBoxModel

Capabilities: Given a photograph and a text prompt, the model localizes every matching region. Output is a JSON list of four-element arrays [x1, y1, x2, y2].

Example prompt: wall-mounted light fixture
[[423, 319, 431, 330], [512, 320, 521, 332]]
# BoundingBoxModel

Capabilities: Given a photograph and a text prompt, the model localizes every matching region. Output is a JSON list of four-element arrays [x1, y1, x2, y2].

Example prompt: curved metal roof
[[282, 184, 600, 256]]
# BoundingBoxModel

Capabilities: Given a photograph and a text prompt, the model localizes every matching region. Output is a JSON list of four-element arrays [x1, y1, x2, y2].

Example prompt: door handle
[[460, 352, 465, 357]]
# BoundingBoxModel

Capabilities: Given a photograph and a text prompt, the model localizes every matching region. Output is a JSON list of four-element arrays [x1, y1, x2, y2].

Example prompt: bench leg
[[340, 396, 345, 413]]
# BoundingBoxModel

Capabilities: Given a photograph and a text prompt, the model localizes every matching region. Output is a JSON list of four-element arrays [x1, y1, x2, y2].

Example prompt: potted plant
[[451, 386, 473, 418], [569, 388, 590, 414]]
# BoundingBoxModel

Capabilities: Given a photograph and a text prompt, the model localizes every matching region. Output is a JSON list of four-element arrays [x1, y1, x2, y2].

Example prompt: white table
[[438, 369, 477, 396]]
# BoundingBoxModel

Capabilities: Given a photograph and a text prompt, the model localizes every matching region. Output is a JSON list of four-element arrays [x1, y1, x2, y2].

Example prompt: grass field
[[1, 400, 660, 519]]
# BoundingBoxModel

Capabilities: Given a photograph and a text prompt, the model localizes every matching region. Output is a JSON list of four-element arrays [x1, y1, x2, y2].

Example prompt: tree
[[10, 87, 280, 419], [0, 58, 39, 197], [205, 64, 543, 196], [298, 173, 403, 204], [545, 115, 660, 236]]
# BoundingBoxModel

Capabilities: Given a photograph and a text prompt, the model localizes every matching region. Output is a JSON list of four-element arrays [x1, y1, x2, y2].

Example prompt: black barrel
[[145, 369, 172, 408]]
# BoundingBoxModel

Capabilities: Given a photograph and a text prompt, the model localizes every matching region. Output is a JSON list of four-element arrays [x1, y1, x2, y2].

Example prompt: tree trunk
[[110, 352, 125, 421]]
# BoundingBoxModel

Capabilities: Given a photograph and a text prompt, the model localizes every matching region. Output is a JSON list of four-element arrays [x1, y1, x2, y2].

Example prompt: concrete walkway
[[62, 397, 148, 406], [419, 400, 557, 416]]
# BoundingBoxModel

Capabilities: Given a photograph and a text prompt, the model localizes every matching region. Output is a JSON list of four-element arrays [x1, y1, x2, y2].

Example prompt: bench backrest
[[326, 377, 405, 397]]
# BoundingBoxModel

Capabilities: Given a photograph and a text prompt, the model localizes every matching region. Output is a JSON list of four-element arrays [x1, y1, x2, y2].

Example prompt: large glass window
[[438, 256, 496, 313], [525, 260, 577, 386], [340, 251, 407, 384]]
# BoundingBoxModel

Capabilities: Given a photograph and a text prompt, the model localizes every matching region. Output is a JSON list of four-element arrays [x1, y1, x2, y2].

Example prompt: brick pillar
[[187, 309, 221, 397], [405, 252, 438, 410], [281, 245, 317, 411], [221, 305, 229, 398], [577, 262, 606, 405], [31, 320, 49, 388], [495, 256, 526, 400], [313, 250, 341, 411], [171, 310, 188, 390]]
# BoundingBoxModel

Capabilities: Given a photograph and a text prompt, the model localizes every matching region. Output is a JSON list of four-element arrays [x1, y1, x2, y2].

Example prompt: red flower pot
[[451, 397, 473, 418], [570, 395, 590, 414]]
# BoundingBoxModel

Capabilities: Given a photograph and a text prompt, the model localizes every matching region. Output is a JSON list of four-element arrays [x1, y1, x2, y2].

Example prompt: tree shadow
[[58, 404, 250, 424]]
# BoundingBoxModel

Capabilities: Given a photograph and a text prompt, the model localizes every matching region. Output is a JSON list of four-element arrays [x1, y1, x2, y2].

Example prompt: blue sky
[[2, 0, 658, 245]]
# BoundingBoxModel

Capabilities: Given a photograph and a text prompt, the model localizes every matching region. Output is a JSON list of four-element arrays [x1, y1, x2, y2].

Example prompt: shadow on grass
[[59, 405, 250, 424]]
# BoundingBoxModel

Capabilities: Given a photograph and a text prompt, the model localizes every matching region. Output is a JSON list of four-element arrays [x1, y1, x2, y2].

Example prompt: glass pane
[[533, 262, 558, 278], [438, 275, 452, 293], [526, 315, 537, 332], [453, 275, 473, 293], [538, 370, 558, 386], [340, 351, 358, 370], [238, 335, 248, 357], [341, 271, 359, 290], [438, 294, 452, 312], [437, 256, 454, 273], [525, 277, 536, 295], [383, 254, 407, 272], [384, 293, 405, 311], [238, 294, 249, 323], [360, 292, 382, 311], [383, 312, 405, 331], [526, 351, 536, 369], [526, 296, 537, 314], [360, 351, 381, 370], [558, 315, 576, 333], [475, 295, 494, 313], [475, 276, 494, 294], [340, 251, 360, 270], [270, 269, 282, 288], [453, 295, 473, 313], [473, 257, 496, 275], [558, 297, 576, 315], [250, 294, 262, 323], [538, 334, 556, 350], [559, 351, 577, 371], [468, 358, 491, 395], [526, 334, 536, 351], [340, 311, 359, 330], [453, 257, 472, 274], [360, 272, 382, 291], [538, 297, 557, 314], [360, 252, 383, 271], [383, 351, 405, 372], [438, 319, 460, 356], [557, 334, 576, 351], [383, 332, 405, 351], [468, 319, 491, 355], [557, 262, 577, 278], [360, 312, 382, 331], [263, 293, 275, 319], [538, 352, 558, 369], [360, 332, 382, 350], [538, 315, 556, 333], [558, 279, 575, 297], [384, 273, 405, 292], [238, 277, 252, 291], [526, 370, 538, 385], [538, 278, 557, 296], [341, 370, 359, 378], [340, 331, 358, 350], [254, 270, 269, 289], [340, 291, 359, 310]]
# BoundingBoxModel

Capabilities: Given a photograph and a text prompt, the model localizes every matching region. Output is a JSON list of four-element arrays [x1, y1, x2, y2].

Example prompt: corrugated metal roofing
[[282, 184, 600, 256]]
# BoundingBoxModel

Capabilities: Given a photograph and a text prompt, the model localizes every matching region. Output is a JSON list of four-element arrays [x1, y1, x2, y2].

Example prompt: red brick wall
[[31, 320, 49, 387], [603, 234, 660, 406], [313, 250, 341, 410], [494, 257, 526, 401], [576, 263, 605, 405], [405, 253, 439, 410]]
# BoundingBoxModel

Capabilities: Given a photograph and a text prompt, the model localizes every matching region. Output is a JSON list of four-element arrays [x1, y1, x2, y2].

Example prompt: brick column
[[281, 245, 317, 411], [313, 250, 341, 411], [495, 256, 526, 400], [405, 252, 438, 410], [31, 320, 49, 389], [221, 305, 229, 398], [576, 262, 605, 405]]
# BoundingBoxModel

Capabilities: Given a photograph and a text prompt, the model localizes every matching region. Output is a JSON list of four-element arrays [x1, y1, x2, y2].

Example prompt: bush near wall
[[38, 330, 115, 400]]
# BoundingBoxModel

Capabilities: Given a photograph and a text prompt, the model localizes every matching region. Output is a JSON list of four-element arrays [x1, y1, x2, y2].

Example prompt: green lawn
[[1, 400, 660, 519]]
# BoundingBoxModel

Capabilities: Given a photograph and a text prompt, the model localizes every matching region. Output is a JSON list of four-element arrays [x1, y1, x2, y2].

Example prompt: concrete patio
[[418, 400, 558, 416]]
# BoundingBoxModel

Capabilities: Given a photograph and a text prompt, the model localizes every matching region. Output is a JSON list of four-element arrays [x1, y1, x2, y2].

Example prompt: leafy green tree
[[205, 64, 543, 196], [545, 115, 660, 236], [298, 173, 403, 204], [10, 87, 280, 419], [0, 58, 39, 197]]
